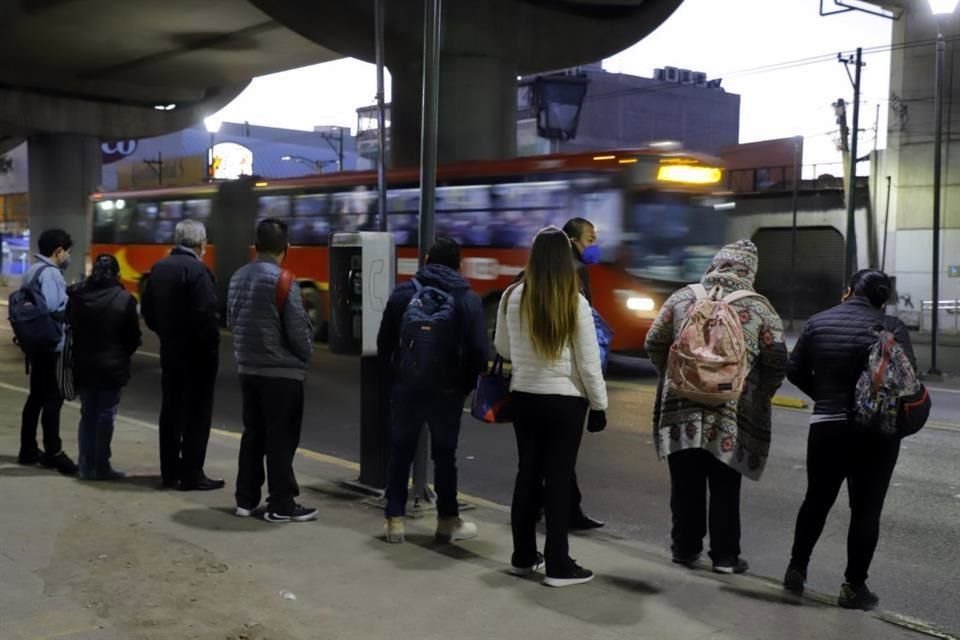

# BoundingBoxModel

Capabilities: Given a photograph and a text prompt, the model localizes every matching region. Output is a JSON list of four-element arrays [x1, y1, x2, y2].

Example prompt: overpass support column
[[391, 54, 517, 168], [27, 134, 100, 282]]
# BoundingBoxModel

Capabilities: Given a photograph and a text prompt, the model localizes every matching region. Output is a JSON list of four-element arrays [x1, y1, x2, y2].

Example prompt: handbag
[[897, 385, 931, 438], [593, 308, 613, 373], [471, 355, 513, 423]]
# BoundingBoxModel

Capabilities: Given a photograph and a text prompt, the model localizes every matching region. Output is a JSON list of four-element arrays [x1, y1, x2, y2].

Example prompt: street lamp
[[281, 154, 336, 173], [927, 0, 956, 375]]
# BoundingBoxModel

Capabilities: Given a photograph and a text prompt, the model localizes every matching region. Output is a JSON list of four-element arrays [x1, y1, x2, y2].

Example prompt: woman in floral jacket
[[644, 240, 787, 574]]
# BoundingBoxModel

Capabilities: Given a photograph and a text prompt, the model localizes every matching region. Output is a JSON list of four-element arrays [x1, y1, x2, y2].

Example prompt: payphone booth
[[329, 232, 396, 489]]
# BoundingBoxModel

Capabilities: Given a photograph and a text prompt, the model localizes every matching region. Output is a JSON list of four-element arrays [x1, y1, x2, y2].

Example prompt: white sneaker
[[235, 506, 254, 518], [508, 553, 545, 577], [384, 517, 405, 543], [435, 517, 478, 543]]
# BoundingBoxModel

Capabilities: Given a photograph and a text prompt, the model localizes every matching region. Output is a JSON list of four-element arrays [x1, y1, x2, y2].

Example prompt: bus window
[[331, 188, 376, 233], [292, 194, 331, 245], [437, 185, 493, 247], [134, 203, 162, 244], [387, 188, 419, 246], [569, 189, 622, 261], [184, 199, 212, 221], [93, 201, 117, 244], [258, 195, 291, 220], [489, 181, 569, 247], [623, 192, 725, 283]]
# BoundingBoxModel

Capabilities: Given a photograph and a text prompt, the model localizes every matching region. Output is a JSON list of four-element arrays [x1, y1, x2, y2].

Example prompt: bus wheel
[[301, 287, 328, 343], [483, 293, 502, 361]]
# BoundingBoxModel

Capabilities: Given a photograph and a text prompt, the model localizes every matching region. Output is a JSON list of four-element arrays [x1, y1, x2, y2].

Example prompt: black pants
[[790, 420, 900, 585], [236, 375, 304, 513], [159, 350, 218, 484], [511, 392, 587, 577], [668, 448, 743, 564], [21, 351, 64, 455], [384, 387, 464, 519]]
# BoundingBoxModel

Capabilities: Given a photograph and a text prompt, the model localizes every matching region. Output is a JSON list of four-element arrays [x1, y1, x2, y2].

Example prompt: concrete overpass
[[0, 0, 683, 275]]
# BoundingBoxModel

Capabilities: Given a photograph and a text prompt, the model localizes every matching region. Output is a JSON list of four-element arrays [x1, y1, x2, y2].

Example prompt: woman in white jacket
[[495, 226, 608, 587]]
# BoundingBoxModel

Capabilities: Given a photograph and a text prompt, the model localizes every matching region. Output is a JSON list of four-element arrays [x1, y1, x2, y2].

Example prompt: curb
[[771, 395, 808, 409]]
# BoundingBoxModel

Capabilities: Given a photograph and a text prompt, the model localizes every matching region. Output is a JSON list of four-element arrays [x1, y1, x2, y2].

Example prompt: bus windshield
[[622, 192, 726, 284]]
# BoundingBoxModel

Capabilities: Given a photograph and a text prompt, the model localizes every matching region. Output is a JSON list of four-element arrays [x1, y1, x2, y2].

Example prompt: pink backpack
[[666, 284, 761, 406]]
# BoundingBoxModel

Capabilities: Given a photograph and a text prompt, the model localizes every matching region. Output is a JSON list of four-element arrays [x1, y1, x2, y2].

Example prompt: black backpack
[[8, 265, 63, 355], [394, 279, 458, 390]]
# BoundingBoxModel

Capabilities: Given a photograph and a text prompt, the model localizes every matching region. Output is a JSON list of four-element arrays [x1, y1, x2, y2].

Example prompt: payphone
[[329, 232, 395, 488]]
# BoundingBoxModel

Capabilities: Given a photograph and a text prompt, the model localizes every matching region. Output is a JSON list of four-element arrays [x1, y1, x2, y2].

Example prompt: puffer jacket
[[788, 296, 917, 416], [377, 263, 488, 395], [67, 280, 141, 388], [227, 258, 313, 380]]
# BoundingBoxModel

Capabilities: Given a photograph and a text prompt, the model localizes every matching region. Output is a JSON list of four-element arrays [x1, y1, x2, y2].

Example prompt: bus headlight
[[626, 296, 656, 312]]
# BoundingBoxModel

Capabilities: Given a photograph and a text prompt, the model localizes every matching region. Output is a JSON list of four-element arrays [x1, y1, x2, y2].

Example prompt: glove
[[587, 410, 607, 433]]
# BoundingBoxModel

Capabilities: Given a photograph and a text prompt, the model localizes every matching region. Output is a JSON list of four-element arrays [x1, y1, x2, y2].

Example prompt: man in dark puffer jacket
[[67, 254, 141, 480], [784, 269, 916, 611], [227, 218, 316, 523]]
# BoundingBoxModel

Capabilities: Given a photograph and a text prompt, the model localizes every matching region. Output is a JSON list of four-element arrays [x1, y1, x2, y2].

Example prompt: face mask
[[581, 244, 601, 265], [59, 254, 71, 271]]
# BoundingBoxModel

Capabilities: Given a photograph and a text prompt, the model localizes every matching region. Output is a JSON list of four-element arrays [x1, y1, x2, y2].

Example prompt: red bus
[[89, 148, 728, 353]]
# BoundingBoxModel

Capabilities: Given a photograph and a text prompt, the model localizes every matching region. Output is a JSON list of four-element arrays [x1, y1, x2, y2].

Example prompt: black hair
[[562, 218, 594, 243], [38, 229, 73, 257], [88, 254, 120, 286], [255, 218, 289, 255], [427, 237, 461, 270], [848, 268, 892, 308]]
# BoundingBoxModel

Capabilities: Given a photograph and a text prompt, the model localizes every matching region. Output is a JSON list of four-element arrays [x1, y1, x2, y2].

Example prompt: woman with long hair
[[494, 227, 607, 587], [784, 269, 915, 610]]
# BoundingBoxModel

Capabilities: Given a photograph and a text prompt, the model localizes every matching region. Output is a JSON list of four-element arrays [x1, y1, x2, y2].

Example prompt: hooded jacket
[[644, 240, 788, 480], [67, 279, 141, 388], [377, 263, 488, 395]]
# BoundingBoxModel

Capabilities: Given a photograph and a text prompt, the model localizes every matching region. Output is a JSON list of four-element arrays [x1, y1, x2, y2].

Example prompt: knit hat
[[701, 239, 758, 291]]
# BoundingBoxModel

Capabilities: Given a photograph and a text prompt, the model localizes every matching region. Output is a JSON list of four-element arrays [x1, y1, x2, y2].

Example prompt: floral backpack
[[852, 321, 931, 439]]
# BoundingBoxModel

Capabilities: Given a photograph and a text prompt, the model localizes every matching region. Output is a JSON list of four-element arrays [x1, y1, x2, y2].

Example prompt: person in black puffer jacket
[[67, 254, 141, 480], [783, 269, 916, 611]]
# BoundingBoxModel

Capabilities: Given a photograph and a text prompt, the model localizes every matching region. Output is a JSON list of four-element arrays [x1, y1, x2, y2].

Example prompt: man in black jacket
[[141, 220, 223, 491], [378, 238, 487, 544], [68, 254, 141, 480]]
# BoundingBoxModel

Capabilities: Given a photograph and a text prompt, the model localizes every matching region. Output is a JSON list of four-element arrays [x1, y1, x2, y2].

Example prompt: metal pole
[[931, 34, 945, 375], [375, 0, 388, 232], [789, 138, 801, 330], [418, 0, 441, 265], [845, 47, 863, 276], [158, 152, 163, 186], [881, 176, 891, 272], [338, 127, 344, 172]]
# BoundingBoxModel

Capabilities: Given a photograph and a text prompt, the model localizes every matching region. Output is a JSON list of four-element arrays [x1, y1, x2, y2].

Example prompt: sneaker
[[838, 583, 879, 611], [384, 517, 405, 543], [41, 452, 78, 476], [712, 558, 749, 575], [264, 504, 318, 523], [17, 449, 42, 466], [508, 553, 545, 577], [435, 517, 478, 543], [235, 506, 255, 518], [783, 566, 806, 594], [543, 562, 594, 588]]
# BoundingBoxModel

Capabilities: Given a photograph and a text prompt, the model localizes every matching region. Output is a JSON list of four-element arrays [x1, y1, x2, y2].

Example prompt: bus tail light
[[626, 296, 656, 312]]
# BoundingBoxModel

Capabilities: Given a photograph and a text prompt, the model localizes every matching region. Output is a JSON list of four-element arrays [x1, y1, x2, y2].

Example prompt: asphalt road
[[1, 328, 958, 634]]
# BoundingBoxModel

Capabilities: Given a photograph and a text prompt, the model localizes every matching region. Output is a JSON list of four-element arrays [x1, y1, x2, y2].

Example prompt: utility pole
[[839, 48, 865, 276], [375, 0, 387, 232]]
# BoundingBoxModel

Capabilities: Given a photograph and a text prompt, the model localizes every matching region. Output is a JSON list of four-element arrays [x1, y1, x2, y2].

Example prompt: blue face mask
[[581, 244, 601, 265]]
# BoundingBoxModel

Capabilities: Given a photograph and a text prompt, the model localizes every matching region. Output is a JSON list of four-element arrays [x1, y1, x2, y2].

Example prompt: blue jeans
[[384, 387, 465, 518], [77, 387, 122, 479]]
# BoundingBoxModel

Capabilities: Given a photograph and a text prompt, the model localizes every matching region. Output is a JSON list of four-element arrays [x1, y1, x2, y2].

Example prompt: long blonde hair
[[521, 227, 580, 361]]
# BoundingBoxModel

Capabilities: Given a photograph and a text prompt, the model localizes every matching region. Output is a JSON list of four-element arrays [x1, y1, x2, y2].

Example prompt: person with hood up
[[377, 238, 488, 545], [67, 254, 142, 480], [644, 240, 787, 574]]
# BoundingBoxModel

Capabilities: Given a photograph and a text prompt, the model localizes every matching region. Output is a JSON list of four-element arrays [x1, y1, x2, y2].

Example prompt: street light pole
[[375, 0, 388, 232], [930, 32, 946, 375], [418, 0, 441, 265]]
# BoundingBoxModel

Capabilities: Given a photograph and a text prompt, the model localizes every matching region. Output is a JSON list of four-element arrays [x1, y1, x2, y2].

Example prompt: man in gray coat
[[227, 218, 316, 523]]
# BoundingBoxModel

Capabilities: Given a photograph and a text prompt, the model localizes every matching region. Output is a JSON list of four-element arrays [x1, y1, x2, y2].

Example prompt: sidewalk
[[0, 385, 945, 640]]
